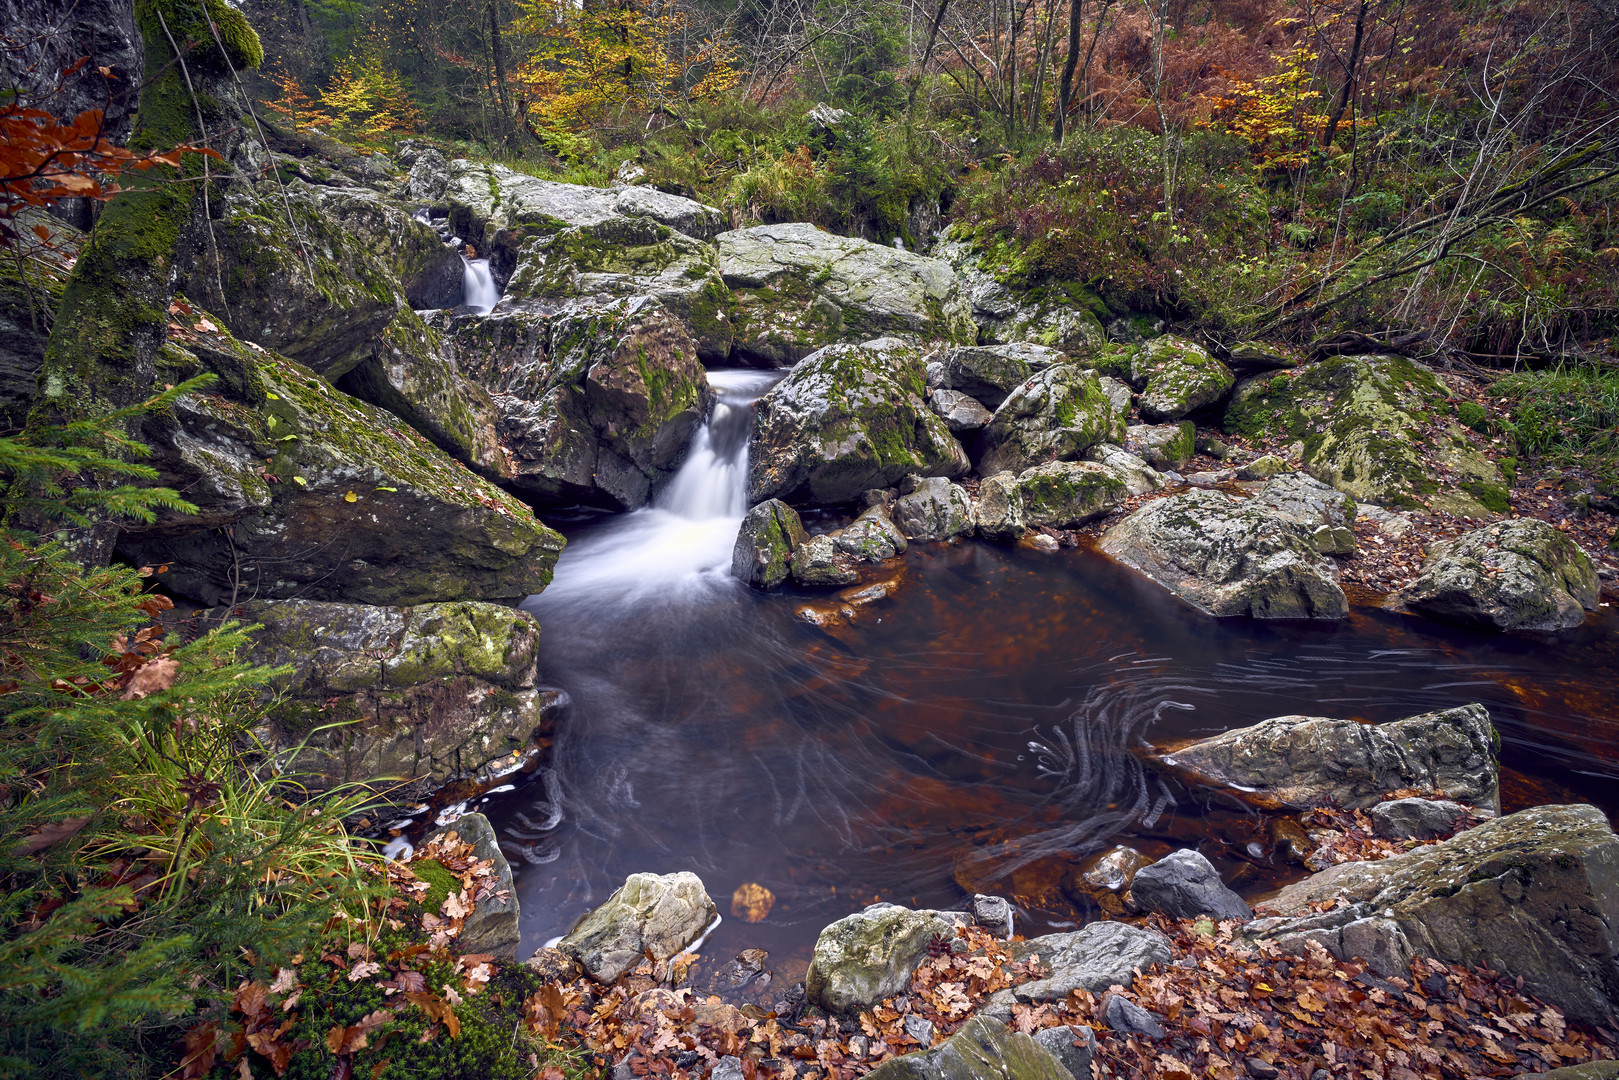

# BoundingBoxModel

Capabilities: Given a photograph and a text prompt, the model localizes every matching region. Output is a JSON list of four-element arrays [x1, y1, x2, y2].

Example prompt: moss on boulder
[[1129, 335, 1235, 422], [1015, 460, 1130, 528], [1396, 518, 1599, 631], [977, 364, 1126, 476]]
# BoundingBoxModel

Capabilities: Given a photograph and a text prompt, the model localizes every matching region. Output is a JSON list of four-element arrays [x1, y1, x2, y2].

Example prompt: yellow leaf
[[344, 491, 358, 503]]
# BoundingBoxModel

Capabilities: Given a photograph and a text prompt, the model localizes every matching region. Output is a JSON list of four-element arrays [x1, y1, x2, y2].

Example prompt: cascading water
[[461, 257, 500, 314]]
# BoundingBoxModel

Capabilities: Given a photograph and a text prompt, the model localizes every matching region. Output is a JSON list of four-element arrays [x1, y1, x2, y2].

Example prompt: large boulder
[[1129, 849, 1252, 922], [1249, 803, 1619, 1025], [978, 366, 1126, 477], [1396, 518, 1599, 631], [1224, 354, 1507, 518], [731, 499, 808, 588], [974, 472, 1026, 541], [422, 813, 521, 961], [894, 476, 974, 541], [1084, 443, 1163, 496], [806, 903, 966, 1013], [747, 339, 969, 506], [1015, 461, 1130, 528], [241, 599, 557, 792], [1008, 921, 1173, 1003], [1124, 422, 1195, 471], [558, 872, 718, 984], [716, 224, 975, 364], [306, 184, 457, 309], [928, 389, 994, 434], [1128, 336, 1235, 421], [438, 296, 710, 508], [934, 229, 1109, 354], [1098, 487, 1347, 619], [1250, 472, 1357, 555], [864, 1016, 1072, 1080], [118, 326, 564, 606], [1153, 703, 1500, 811], [930, 343, 1064, 409]]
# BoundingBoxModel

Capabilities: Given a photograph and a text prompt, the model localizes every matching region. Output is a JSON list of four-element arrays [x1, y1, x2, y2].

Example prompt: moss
[[1456, 400, 1492, 433], [1461, 480, 1511, 514], [409, 857, 461, 914]]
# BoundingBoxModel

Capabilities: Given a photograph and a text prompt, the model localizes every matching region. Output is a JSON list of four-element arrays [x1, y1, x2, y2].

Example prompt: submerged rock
[[894, 476, 974, 542], [806, 903, 967, 1014], [747, 339, 969, 506], [716, 223, 975, 364], [863, 1015, 1071, 1080], [1015, 461, 1130, 528], [1129, 849, 1252, 922], [732, 499, 808, 588], [1396, 518, 1598, 631], [1154, 703, 1500, 811], [978, 365, 1126, 476], [1098, 488, 1347, 619], [559, 871, 718, 984], [1250, 803, 1619, 1025], [423, 813, 520, 960], [241, 599, 556, 791], [1010, 921, 1173, 1002]]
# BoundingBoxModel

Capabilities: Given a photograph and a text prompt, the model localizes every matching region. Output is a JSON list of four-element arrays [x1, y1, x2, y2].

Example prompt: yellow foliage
[[1209, 46, 1328, 172]]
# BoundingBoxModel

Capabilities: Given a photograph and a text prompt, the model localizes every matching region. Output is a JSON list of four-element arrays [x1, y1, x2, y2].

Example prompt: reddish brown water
[[486, 535, 1619, 978]]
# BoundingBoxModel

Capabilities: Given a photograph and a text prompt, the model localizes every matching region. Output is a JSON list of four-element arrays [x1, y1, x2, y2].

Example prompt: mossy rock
[[1396, 518, 1599, 631], [1131, 335, 1235, 421], [1015, 460, 1130, 528], [978, 364, 1126, 476]]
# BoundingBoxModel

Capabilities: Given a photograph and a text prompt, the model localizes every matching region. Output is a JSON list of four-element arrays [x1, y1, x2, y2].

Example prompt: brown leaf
[[13, 815, 91, 855], [120, 656, 179, 700], [178, 1021, 220, 1079], [406, 991, 461, 1039]]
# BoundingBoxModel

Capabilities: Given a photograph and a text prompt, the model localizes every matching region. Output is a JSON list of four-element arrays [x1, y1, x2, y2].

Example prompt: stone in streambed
[[1125, 422, 1195, 471], [1015, 461, 1130, 528], [1369, 797, 1471, 840], [931, 342, 1065, 409], [929, 388, 994, 434], [806, 903, 967, 1014], [894, 476, 974, 542], [791, 534, 859, 587], [1129, 849, 1252, 922], [1084, 443, 1163, 496], [864, 1016, 1072, 1080], [1034, 1026, 1095, 1080], [977, 365, 1126, 477], [1009, 921, 1173, 1002], [1130, 336, 1235, 422], [732, 498, 807, 588], [559, 871, 718, 984], [422, 813, 520, 961], [1154, 703, 1500, 812], [1250, 472, 1357, 555], [1102, 995, 1165, 1039], [1396, 518, 1598, 632], [975, 472, 1026, 541]]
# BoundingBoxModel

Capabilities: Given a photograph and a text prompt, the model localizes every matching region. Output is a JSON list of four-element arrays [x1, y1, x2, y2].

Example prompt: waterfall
[[524, 369, 783, 609], [461, 257, 500, 314]]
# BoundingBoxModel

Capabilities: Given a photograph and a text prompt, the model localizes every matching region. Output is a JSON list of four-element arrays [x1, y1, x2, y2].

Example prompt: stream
[[485, 368, 1619, 979]]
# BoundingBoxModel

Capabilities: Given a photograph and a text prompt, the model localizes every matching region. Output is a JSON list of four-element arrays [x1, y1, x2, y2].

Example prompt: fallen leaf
[[13, 815, 92, 855], [121, 657, 179, 700], [731, 882, 775, 923]]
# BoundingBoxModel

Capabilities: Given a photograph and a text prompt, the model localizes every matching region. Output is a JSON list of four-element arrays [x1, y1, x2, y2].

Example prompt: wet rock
[[559, 871, 718, 984], [1224, 355, 1506, 518], [894, 476, 974, 542], [969, 894, 1016, 939], [1251, 473, 1357, 555], [863, 1015, 1071, 1080], [791, 534, 860, 587], [732, 499, 808, 588], [1069, 846, 1155, 914], [929, 388, 995, 434], [717, 224, 975, 364], [1010, 921, 1173, 1002], [748, 339, 969, 505], [1102, 995, 1165, 1039], [1153, 703, 1500, 811], [1369, 797, 1471, 840], [933, 342, 1065, 409], [1130, 336, 1235, 421], [402, 148, 452, 203], [1531, 1064, 1619, 1080], [832, 504, 909, 562], [1245, 1057, 1280, 1080], [1015, 461, 1131, 528], [1396, 518, 1599, 632], [120, 333, 564, 606], [1125, 422, 1196, 471], [1237, 454, 1288, 480], [239, 599, 556, 791], [711, 1056, 746, 1080], [1098, 488, 1347, 619], [0, 0, 141, 141], [806, 903, 967, 1013], [309, 185, 459, 311], [934, 229, 1109, 355], [0, 236, 65, 429], [1130, 849, 1252, 922], [978, 366, 1126, 476], [904, 1013, 937, 1047], [974, 472, 1027, 541], [1251, 803, 1619, 1024], [709, 949, 771, 993], [439, 295, 710, 509], [422, 813, 520, 960], [1033, 1025, 1095, 1080], [1084, 444, 1164, 496]]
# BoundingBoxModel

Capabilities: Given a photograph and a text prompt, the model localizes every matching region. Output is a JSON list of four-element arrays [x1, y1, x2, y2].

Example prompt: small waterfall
[[461, 257, 500, 314]]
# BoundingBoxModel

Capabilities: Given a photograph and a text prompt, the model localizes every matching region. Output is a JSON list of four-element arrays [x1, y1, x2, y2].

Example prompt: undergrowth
[[1491, 363, 1619, 487]]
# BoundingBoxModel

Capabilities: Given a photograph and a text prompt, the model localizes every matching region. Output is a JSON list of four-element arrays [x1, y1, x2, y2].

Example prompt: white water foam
[[461, 257, 500, 314]]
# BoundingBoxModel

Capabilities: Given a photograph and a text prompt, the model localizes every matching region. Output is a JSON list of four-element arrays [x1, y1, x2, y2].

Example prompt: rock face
[[439, 295, 711, 509], [978, 366, 1126, 477], [118, 329, 564, 606], [1128, 337, 1235, 421], [894, 476, 974, 541], [1250, 803, 1619, 1025], [423, 813, 521, 960], [1015, 461, 1130, 528], [806, 904, 966, 1013], [241, 599, 556, 791], [559, 872, 718, 984], [1009, 922, 1173, 1002], [863, 1016, 1072, 1080], [732, 499, 808, 588], [716, 224, 975, 364], [931, 343, 1064, 409], [1154, 704, 1500, 811], [1397, 519, 1599, 631], [1098, 488, 1347, 619], [747, 340, 969, 505], [1129, 849, 1252, 922], [1224, 354, 1506, 518]]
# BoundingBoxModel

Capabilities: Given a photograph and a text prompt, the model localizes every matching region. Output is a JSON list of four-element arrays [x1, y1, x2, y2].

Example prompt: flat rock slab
[[1397, 518, 1599, 631], [1153, 703, 1500, 811], [559, 871, 717, 984], [423, 813, 520, 961], [863, 1016, 1071, 1080], [1009, 921, 1173, 1002], [1098, 487, 1347, 619], [1252, 803, 1619, 1025]]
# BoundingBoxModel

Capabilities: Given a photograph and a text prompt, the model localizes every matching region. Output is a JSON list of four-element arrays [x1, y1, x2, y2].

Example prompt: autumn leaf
[[178, 1021, 221, 1079], [730, 882, 775, 922], [269, 967, 298, 995], [441, 892, 469, 919], [348, 960, 382, 982], [13, 815, 91, 855], [120, 656, 179, 700], [406, 991, 461, 1039]]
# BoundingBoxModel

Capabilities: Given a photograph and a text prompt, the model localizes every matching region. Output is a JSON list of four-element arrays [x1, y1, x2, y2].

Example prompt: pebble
[[1245, 1058, 1279, 1079]]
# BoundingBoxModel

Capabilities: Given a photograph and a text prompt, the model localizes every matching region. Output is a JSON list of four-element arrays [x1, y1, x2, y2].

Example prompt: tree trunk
[[1321, 0, 1370, 148], [489, 0, 509, 117], [1053, 0, 1084, 140], [906, 0, 953, 115]]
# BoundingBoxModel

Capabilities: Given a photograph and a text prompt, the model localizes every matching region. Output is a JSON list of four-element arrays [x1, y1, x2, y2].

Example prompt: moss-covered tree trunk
[[22, 0, 263, 558]]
